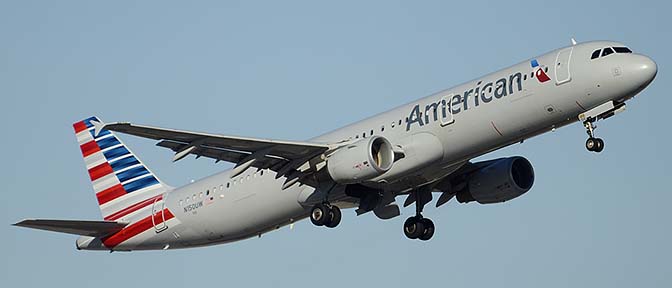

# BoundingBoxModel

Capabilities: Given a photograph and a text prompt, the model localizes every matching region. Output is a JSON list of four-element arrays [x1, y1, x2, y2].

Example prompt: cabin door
[[151, 197, 168, 233], [555, 47, 573, 85]]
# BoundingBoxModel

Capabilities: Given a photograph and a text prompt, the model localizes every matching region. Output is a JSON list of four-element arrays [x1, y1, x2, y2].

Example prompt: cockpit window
[[601, 47, 614, 57], [591, 49, 601, 60], [613, 46, 632, 53]]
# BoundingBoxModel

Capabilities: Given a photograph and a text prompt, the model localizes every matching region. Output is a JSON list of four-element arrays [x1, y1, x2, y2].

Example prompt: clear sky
[[2, 1, 670, 287]]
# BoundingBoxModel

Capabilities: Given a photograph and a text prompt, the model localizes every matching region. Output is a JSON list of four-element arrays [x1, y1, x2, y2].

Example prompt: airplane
[[14, 40, 656, 251]]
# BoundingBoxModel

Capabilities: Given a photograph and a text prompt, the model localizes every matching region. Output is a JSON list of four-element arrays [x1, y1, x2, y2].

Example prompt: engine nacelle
[[456, 157, 535, 204], [327, 136, 395, 184]]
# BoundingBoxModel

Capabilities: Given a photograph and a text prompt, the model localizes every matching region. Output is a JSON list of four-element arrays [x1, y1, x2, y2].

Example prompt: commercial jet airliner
[[14, 40, 657, 251]]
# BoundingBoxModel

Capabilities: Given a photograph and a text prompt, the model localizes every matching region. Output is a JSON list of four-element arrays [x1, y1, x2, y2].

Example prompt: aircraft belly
[[166, 172, 310, 245]]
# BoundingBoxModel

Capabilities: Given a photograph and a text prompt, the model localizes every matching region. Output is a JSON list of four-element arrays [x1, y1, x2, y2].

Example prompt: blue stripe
[[103, 146, 130, 160], [95, 136, 121, 150], [123, 176, 159, 193], [82, 116, 99, 128], [116, 166, 150, 182], [109, 156, 140, 172]]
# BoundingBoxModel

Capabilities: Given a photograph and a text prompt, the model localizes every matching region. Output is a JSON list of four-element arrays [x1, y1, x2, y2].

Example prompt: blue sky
[[2, 1, 670, 287]]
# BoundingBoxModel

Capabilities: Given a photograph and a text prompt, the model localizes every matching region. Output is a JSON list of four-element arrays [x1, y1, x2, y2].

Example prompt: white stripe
[[77, 131, 93, 144], [92, 173, 120, 193], [84, 152, 106, 169], [106, 153, 133, 165], [113, 163, 143, 175], [100, 143, 123, 153], [94, 133, 113, 142], [121, 174, 154, 186]]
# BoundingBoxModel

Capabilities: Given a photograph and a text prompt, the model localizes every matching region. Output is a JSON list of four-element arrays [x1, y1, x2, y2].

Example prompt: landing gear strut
[[403, 189, 435, 241], [310, 203, 341, 228], [584, 120, 605, 153]]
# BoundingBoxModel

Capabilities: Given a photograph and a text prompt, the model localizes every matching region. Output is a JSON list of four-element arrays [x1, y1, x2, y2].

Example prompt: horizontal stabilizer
[[13, 219, 128, 237]]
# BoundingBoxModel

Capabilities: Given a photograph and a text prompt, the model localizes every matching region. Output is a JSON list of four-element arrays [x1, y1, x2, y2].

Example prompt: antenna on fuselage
[[571, 38, 577, 45]]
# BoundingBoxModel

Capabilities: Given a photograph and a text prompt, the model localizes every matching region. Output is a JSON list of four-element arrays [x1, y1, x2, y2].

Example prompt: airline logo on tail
[[73, 117, 169, 221]]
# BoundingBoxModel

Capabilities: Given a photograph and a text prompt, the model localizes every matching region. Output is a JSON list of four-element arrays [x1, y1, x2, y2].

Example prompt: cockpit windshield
[[591, 46, 632, 60]]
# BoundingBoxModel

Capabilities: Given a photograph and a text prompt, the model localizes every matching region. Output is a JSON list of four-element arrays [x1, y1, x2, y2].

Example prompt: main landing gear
[[403, 189, 435, 241], [310, 203, 341, 228], [584, 120, 605, 153]]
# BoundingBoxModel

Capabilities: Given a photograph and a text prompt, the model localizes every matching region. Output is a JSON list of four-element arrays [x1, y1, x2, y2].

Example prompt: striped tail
[[73, 116, 171, 222]]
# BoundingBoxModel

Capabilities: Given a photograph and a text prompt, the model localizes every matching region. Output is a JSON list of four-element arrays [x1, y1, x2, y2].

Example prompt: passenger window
[[370, 129, 373, 136], [380, 126, 384, 132], [591, 49, 601, 59], [206, 190, 209, 196], [602, 47, 614, 57], [391, 121, 395, 128], [398, 119, 402, 126], [226, 182, 230, 188], [260, 170, 264, 176], [614, 47, 632, 53]]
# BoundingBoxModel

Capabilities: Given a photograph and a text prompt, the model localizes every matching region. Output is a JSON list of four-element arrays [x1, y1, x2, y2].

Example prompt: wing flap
[[13, 219, 128, 237]]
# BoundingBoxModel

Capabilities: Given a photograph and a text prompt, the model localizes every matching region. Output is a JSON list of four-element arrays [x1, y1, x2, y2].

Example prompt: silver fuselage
[[77, 41, 657, 251]]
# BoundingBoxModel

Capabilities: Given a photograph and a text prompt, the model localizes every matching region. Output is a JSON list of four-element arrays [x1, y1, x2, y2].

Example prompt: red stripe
[[96, 184, 127, 205], [88, 163, 114, 181], [80, 141, 100, 157], [73, 121, 88, 133], [104, 195, 163, 221], [102, 208, 174, 248]]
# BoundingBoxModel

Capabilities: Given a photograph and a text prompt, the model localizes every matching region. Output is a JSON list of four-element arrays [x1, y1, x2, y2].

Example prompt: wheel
[[594, 138, 604, 153], [324, 205, 342, 228], [418, 218, 435, 241], [310, 204, 330, 226], [585, 138, 597, 151], [403, 216, 425, 239]]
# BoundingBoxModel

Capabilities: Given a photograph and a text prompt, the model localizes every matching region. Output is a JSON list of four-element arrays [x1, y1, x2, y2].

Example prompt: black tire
[[594, 138, 604, 153], [325, 205, 342, 228], [418, 218, 435, 241], [310, 204, 330, 226], [403, 216, 425, 239], [585, 138, 597, 151]]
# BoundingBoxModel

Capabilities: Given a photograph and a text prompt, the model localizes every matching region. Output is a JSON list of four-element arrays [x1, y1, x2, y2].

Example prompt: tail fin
[[73, 116, 170, 221]]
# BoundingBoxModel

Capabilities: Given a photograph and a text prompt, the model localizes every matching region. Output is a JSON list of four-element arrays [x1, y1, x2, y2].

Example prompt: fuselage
[[76, 40, 657, 251]]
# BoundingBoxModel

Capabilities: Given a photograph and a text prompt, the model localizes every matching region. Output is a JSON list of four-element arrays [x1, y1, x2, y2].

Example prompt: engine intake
[[327, 136, 394, 184], [456, 156, 535, 204]]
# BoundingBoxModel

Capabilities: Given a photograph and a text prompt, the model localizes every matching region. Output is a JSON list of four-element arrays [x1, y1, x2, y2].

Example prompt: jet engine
[[327, 136, 395, 184], [456, 157, 535, 204]]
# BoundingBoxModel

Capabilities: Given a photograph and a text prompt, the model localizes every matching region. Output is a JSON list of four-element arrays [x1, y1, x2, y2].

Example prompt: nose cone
[[631, 54, 657, 87]]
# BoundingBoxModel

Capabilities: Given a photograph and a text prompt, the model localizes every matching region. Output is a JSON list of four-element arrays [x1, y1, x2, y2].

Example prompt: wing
[[100, 121, 336, 186], [13, 219, 128, 237]]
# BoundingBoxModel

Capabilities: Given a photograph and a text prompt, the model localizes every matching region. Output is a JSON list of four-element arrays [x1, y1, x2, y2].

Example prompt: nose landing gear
[[584, 120, 605, 153]]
